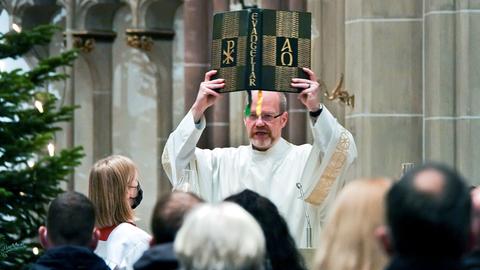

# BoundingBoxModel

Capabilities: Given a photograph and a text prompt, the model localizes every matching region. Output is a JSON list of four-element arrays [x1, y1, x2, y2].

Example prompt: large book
[[211, 9, 311, 93]]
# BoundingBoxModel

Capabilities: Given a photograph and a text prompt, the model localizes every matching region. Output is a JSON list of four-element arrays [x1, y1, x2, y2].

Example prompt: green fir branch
[[0, 24, 84, 269], [0, 25, 60, 59], [0, 241, 26, 260]]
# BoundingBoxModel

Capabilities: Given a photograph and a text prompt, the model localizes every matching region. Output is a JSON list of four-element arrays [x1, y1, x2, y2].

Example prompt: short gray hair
[[278, 92, 287, 113], [174, 202, 266, 270]]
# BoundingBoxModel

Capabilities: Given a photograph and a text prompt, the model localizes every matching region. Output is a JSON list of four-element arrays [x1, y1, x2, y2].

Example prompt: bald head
[[151, 191, 203, 244], [472, 187, 480, 210], [413, 169, 446, 197], [249, 91, 287, 114], [386, 163, 471, 258], [470, 187, 480, 246]]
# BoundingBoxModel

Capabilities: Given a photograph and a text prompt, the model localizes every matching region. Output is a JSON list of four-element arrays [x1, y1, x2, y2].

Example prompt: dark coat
[[386, 255, 462, 270], [463, 249, 480, 270], [29, 245, 109, 270], [133, 242, 178, 270]]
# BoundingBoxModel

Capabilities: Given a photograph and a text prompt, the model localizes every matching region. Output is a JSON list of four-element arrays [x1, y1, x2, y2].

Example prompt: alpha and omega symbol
[[276, 37, 298, 67]]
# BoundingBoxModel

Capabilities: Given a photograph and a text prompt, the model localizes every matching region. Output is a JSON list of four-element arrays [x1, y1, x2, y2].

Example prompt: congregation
[[28, 69, 480, 270], [30, 159, 480, 270]]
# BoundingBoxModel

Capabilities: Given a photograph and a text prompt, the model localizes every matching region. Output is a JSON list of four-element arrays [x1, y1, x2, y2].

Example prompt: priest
[[162, 67, 357, 247]]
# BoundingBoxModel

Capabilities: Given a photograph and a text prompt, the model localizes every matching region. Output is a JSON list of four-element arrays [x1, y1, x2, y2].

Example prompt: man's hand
[[191, 70, 224, 123], [291, 67, 321, 112]]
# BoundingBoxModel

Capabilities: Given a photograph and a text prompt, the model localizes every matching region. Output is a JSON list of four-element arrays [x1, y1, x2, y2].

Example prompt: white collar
[[250, 138, 290, 158]]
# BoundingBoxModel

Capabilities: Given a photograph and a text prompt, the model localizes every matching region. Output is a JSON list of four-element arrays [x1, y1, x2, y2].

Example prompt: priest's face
[[244, 91, 288, 151]]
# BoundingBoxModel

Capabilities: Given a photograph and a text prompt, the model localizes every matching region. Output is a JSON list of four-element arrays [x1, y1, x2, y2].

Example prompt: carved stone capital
[[125, 28, 175, 51], [64, 30, 117, 53], [73, 37, 95, 53]]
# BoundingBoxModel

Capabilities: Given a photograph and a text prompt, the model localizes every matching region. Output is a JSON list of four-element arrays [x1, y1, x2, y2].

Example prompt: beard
[[249, 128, 274, 151]]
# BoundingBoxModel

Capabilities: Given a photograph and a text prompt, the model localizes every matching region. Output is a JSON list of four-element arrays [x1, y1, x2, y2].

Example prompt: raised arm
[[291, 67, 322, 113], [191, 70, 224, 122], [162, 70, 224, 185]]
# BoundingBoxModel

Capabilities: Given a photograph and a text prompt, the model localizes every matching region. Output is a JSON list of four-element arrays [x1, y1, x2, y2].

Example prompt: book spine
[[246, 8, 262, 90], [211, 13, 221, 81]]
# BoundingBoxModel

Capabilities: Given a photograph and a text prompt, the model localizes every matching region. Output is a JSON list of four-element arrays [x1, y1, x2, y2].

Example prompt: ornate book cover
[[211, 9, 311, 93]]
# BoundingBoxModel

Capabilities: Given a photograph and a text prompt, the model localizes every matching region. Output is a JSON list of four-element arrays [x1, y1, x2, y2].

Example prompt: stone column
[[424, 1, 456, 167], [90, 43, 113, 162], [288, 0, 306, 11], [285, 0, 308, 145], [72, 40, 114, 194], [424, 0, 480, 184], [150, 39, 174, 197], [318, 0, 346, 126], [261, 0, 284, 9], [205, 0, 230, 148], [345, 0, 423, 178], [184, 0, 209, 147], [454, 0, 480, 184], [213, 0, 229, 10]]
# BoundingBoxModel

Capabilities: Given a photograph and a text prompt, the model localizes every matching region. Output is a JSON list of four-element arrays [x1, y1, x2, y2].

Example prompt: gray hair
[[174, 202, 266, 270], [278, 92, 287, 113]]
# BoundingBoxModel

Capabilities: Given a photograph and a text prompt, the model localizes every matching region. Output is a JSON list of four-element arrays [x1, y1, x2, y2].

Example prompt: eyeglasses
[[246, 112, 283, 122]]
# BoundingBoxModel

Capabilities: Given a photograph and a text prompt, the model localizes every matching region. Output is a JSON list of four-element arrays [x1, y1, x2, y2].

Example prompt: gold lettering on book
[[222, 40, 236, 65], [280, 38, 293, 66], [249, 12, 258, 86]]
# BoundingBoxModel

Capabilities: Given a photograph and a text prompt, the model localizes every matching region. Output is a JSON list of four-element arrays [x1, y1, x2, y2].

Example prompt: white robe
[[95, 223, 151, 270], [162, 107, 357, 247]]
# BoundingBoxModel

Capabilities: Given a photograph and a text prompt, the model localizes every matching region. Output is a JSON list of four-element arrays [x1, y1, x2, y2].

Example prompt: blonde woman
[[89, 155, 151, 270], [314, 178, 392, 270]]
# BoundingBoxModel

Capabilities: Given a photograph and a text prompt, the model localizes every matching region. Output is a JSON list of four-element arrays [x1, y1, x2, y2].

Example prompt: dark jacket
[[133, 242, 178, 270], [386, 255, 462, 270], [133, 242, 273, 270], [29, 245, 109, 270], [464, 249, 480, 270]]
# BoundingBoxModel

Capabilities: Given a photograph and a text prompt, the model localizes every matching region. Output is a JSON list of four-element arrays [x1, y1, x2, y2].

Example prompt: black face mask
[[131, 182, 143, 209]]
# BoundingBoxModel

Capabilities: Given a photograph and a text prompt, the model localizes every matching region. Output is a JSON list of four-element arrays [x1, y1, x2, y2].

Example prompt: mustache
[[249, 128, 272, 137]]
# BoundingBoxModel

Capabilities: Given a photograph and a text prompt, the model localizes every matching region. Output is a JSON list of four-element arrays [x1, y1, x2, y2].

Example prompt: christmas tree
[[0, 25, 84, 268]]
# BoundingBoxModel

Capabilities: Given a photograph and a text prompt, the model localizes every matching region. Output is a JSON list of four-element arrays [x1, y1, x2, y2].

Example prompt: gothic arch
[[78, 0, 124, 30], [12, 0, 61, 29], [141, 0, 183, 29]]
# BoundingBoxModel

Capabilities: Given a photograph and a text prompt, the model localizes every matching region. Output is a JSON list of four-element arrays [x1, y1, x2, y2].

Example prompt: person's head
[[225, 189, 305, 270], [88, 155, 139, 227], [174, 202, 266, 270], [38, 192, 99, 249], [315, 178, 392, 270], [382, 163, 471, 259], [471, 187, 480, 248], [151, 191, 203, 245], [244, 91, 288, 151]]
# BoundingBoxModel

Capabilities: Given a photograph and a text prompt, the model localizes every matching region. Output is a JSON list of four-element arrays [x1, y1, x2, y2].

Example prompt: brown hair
[[151, 191, 203, 244], [315, 178, 392, 270], [88, 155, 137, 227]]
